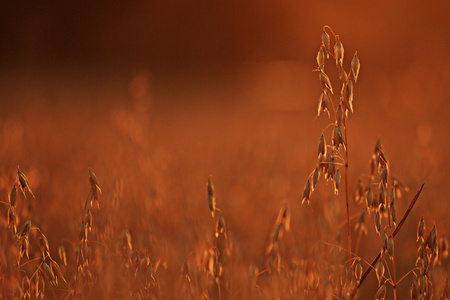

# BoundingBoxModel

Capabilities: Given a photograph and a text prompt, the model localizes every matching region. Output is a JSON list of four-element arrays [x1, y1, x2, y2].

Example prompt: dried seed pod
[[319, 70, 333, 94], [276, 204, 291, 232], [391, 202, 397, 227], [375, 211, 381, 235], [302, 180, 311, 204], [312, 167, 320, 191], [333, 126, 341, 148], [88, 169, 100, 191], [417, 217, 425, 242], [22, 276, 31, 299], [375, 260, 385, 286], [41, 262, 56, 286], [79, 222, 87, 242], [387, 236, 394, 260], [327, 152, 336, 180], [410, 279, 418, 299], [317, 47, 325, 70], [58, 245, 67, 267], [374, 284, 386, 300], [379, 184, 387, 207], [376, 146, 388, 167], [20, 220, 31, 238], [351, 52, 360, 82], [419, 274, 428, 295], [18, 234, 30, 264], [318, 153, 327, 173], [355, 179, 364, 204], [7, 206, 17, 234], [122, 230, 133, 251], [17, 168, 35, 199], [39, 232, 50, 259], [215, 215, 227, 238], [318, 91, 331, 118], [340, 68, 348, 92], [207, 175, 216, 217], [333, 126, 346, 150], [322, 30, 330, 57], [88, 169, 102, 208], [366, 188, 374, 210], [354, 260, 363, 284], [81, 241, 91, 266], [344, 79, 354, 113], [84, 209, 93, 232], [428, 225, 437, 253], [334, 170, 341, 195], [318, 134, 326, 157], [354, 208, 368, 235], [334, 35, 344, 66], [50, 259, 67, 284], [9, 185, 17, 207]]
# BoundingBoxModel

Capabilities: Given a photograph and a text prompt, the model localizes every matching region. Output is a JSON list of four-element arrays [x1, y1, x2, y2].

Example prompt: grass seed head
[[50, 259, 67, 285], [374, 284, 386, 300], [366, 187, 374, 210], [417, 217, 426, 242], [58, 245, 67, 267], [351, 52, 360, 82], [9, 185, 17, 207], [318, 134, 326, 157], [344, 79, 354, 114], [215, 215, 227, 238], [17, 168, 35, 199], [39, 232, 50, 259], [322, 30, 330, 56], [334, 169, 341, 194], [334, 35, 344, 67], [427, 225, 437, 253], [302, 180, 311, 204], [387, 236, 394, 260], [355, 208, 368, 235], [354, 260, 363, 284], [8, 206, 17, 234], [317, 47, 325, 70], [320, 71, 333, 94], [312, 167, 320, 191], [375, 211, 381, 235], [375, 261, 385, 286], [207, 175, 216, 217]]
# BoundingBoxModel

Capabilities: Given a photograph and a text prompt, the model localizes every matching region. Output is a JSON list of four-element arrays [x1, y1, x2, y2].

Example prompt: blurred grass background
[[0, 1, 449, 298]]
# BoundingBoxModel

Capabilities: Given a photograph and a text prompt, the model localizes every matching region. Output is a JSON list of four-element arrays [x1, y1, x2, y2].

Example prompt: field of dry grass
[[1, 2, 450, 299]]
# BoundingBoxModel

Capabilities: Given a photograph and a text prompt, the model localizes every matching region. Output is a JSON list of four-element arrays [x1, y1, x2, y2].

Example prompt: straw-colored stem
[[344, 122, 352, 268]]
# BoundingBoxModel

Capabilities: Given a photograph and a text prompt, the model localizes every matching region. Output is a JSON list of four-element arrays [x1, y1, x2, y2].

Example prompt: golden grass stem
[[344, 123, 352, 268]]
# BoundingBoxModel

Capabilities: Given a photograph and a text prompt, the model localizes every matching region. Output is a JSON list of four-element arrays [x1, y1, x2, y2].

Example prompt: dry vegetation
[[0, 27, 448, 300]]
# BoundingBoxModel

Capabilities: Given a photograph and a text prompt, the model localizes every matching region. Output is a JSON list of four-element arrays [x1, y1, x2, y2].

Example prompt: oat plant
[[301, 26, 448, 299]]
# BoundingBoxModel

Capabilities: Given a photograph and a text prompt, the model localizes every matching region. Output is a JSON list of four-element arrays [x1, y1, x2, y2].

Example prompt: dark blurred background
[[0, 1, 450, 298]]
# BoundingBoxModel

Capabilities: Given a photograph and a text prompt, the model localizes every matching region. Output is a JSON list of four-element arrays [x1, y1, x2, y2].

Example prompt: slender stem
[[344, 123, 352, 268], [349, 183, 425, 298], [392, 247, 398, 300]]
